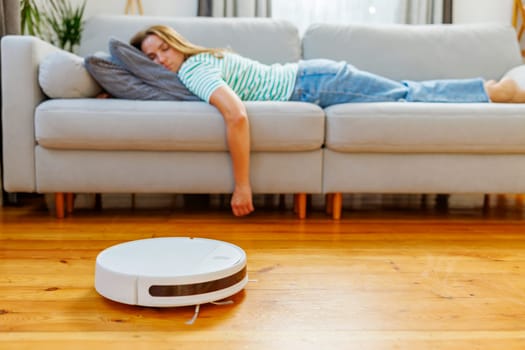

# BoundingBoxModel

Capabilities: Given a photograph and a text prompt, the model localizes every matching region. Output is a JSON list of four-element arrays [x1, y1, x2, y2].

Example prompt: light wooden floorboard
[[1, 196, 525, 349]]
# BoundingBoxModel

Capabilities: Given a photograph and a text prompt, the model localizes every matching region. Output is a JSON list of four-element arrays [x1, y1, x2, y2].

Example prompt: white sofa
[[2, 15, 524, 219]]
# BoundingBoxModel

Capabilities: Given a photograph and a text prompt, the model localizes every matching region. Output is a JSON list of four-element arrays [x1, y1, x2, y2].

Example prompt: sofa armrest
[[1, 35, 61, 192]]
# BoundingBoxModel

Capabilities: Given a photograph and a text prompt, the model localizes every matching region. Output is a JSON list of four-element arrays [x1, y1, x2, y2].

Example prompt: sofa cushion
[[303, 23, 521, 81], [35, 100, 325, 152], [504, 64, 525, 89], [39, 50, 103, 98], [324, 102, 525, 154]]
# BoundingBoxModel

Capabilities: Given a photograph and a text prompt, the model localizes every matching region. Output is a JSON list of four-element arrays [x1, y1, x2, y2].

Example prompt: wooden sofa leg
[[66, 193, 74, 215], [294, 193, 307, 219], [332, 193, 343, 220], [483, 194, 490, 213], [55, 193, 65, 219]]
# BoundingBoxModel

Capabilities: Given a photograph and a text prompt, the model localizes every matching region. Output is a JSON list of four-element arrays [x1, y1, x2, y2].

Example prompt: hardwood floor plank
[[1, 330, 525, 350], [2, 198, 525, 348]]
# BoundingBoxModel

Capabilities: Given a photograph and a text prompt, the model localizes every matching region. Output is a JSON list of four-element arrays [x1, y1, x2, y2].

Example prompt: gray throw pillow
[[109, 37, 200, 101], [84, 53, 178, 100], [83, 38, 200, 101]]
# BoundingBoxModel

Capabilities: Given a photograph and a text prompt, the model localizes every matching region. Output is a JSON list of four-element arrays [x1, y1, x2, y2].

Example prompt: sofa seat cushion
[[325, 102, 525, 154], [35, 99, 324, 152]]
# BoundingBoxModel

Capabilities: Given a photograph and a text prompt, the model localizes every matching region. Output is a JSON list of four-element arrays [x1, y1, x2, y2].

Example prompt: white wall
[[69, 0, 198, 18], [453, 0, 513, 24]]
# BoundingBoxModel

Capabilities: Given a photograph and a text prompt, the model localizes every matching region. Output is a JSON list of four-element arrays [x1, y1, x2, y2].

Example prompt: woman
[[130, 25, 525, 217]]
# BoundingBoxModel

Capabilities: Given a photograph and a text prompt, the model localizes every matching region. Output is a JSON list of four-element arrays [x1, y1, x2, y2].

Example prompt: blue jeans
[[289, 59, 489, 107]]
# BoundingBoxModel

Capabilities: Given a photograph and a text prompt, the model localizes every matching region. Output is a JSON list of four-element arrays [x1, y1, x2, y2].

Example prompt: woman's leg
[[291, 59, 525, 105], [389, 77, 525, 103], [290, 59, 408, 107], [401, 78, 490, 103]]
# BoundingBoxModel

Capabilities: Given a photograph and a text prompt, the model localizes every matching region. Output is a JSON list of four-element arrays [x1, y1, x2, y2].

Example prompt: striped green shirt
[[179, 52, 298, 103]]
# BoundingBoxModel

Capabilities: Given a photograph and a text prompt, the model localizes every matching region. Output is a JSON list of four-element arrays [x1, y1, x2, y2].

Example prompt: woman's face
[[141, 34, 185, 73]]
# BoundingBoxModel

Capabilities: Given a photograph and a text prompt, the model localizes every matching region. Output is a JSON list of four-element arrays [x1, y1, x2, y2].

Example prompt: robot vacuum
[[95, 237, 248, 307]]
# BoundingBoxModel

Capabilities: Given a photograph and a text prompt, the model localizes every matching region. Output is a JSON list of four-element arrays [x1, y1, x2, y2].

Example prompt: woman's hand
[[231, 184, 254, 217], [209, 86, 254, 217]]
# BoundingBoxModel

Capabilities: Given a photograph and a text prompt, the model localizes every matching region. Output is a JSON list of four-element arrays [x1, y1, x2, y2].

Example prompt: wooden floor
[[1, 195, 525, 349]]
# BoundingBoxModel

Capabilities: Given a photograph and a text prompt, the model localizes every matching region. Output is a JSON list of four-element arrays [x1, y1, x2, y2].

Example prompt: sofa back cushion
[[302, 23, 522, 81], [79, 15, 301, 64]]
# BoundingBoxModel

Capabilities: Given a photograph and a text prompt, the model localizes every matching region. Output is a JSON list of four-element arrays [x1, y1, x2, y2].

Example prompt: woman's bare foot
[[231, 185, 254, 217], [485, 78, 525, 103]]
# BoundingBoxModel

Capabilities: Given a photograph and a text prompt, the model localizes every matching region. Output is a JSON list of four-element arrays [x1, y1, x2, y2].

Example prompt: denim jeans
[[289, 59, 489, 107]]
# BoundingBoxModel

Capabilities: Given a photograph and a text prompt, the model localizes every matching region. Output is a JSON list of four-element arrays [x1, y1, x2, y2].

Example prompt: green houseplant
[[20, 0, 86, 52], [20, 0, 43, 37]]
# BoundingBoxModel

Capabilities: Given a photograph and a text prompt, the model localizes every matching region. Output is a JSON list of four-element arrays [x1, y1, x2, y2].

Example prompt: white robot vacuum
[[95, 237, 248, 308]]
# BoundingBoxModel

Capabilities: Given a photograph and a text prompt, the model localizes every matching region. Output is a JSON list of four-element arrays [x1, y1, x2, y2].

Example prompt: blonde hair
[[130, 25, 224, 58]]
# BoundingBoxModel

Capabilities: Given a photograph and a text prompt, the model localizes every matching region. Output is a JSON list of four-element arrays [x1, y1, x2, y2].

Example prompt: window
[[272, 0, 406, 34]]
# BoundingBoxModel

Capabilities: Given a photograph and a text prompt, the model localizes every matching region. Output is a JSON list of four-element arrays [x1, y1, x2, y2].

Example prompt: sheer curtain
[[198, 0, 271, 17], [197, 0, 446, 26], [0, 0, 19, 37], [272, 0, 445, 34], [403, 0, 444, 24]]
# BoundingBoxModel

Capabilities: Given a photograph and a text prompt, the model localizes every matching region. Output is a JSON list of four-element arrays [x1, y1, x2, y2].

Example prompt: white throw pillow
[[503, 65, 525, 90], [39, 50, 102, 98]]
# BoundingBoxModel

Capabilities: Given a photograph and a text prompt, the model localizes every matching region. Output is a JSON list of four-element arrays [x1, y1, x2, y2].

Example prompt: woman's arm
[[209, 85, 255, 217]]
